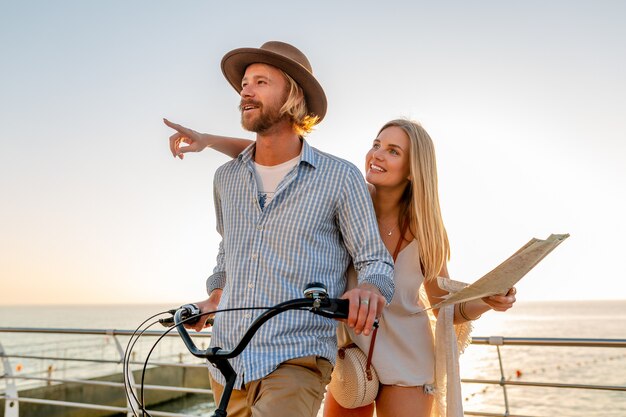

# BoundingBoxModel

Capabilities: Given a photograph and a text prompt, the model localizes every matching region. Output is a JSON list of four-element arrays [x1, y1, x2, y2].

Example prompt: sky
[[1, 1, 625, 305]]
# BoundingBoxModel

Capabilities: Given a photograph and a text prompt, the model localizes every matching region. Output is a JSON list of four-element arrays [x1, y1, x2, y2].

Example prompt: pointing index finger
[[163, 118, 193, 136]]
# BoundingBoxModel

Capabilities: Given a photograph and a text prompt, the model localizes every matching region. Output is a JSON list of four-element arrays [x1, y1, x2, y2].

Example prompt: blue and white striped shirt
[[206, 140, 394, 387]]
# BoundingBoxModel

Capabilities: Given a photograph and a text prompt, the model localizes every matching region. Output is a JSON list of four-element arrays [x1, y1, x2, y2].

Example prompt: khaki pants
[[209, 355, 333, 417]]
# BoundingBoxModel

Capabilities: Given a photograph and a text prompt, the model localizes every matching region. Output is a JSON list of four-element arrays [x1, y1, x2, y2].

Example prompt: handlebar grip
[[160, 304, 208, 327], [331, 299, 350, 319], [311, 298, 349, 320], [180, 304, 201, 324]]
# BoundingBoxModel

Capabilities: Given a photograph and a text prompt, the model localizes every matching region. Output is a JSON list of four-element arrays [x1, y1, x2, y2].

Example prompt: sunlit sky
[[1, 1, 625, 305]]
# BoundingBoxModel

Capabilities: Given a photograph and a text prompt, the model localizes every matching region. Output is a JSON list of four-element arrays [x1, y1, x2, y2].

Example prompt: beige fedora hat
[[221, 41, 327, 122]]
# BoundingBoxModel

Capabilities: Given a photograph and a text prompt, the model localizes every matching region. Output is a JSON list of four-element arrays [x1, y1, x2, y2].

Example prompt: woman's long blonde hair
[[378, 119, 450, 282]]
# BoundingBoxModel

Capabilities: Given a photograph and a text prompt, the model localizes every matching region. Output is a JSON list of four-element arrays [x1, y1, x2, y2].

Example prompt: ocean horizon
[[3, 299, 626, 337]]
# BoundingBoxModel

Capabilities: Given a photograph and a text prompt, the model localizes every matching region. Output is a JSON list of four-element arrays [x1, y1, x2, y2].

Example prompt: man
[[167, 41, 394, 417]]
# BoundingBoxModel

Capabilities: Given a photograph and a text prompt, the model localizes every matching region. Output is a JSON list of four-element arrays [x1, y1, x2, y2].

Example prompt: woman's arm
[[423, 263, 516, 324], [164, 118, 252, 159]]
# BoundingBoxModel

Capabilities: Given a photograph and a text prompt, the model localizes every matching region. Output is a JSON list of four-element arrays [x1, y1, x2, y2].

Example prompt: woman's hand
[[482, 287, 517, 312], [164, 118, 212, 159]]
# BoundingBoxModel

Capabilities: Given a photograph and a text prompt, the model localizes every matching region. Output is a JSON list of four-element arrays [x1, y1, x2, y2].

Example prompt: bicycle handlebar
[[159, 282, 349, 417], [173, 286, 349, 360]]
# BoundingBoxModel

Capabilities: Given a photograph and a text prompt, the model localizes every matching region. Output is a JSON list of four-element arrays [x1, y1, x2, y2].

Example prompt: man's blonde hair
[[279, 71, 319, 136], [378, 119, 450, 282]]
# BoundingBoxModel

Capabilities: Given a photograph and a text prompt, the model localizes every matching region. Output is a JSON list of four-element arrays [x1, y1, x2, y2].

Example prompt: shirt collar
[[237, 138, 317, 169], [238, 141, 256, 164], [299, 139, 317, 168]]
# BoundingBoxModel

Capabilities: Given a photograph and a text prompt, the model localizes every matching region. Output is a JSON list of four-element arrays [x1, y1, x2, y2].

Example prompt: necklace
[[385, 224, 398, 236], [377, 218, 398, 236]]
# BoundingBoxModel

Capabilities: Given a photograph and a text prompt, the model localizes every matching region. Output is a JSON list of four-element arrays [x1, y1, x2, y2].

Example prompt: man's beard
[[239, 98, 287, 134]]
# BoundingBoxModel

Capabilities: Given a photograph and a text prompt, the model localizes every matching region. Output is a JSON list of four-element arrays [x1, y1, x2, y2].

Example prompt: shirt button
[[251, 254, 258, 260], [248, 282, 254, 289], [256, 225, 263, 231], [243, 313, 251, 319]]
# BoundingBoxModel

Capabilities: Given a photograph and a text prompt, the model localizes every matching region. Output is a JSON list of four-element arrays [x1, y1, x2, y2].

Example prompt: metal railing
[[1, 328, 626, 417], [462, 336, 626, 417], [0, 327, 213, 417]]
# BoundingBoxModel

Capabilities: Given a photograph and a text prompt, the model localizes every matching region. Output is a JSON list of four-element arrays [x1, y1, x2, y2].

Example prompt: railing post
[[495, 345, 510, 417], [109, 331, 138, 417], [487, 336, 510, 417], [1, 341, 19, 417], [47, 364, 54, 386]]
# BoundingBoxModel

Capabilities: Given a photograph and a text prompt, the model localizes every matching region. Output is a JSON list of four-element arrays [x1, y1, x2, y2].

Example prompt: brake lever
[[159, 304, 213, 327]]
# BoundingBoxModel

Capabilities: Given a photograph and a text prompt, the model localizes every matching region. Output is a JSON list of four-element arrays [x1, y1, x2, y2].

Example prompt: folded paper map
[[431, 233, 570, 309]]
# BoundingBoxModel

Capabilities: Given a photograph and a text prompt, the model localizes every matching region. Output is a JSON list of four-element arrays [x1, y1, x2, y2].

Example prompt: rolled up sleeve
[[336, 169, 394, 303]]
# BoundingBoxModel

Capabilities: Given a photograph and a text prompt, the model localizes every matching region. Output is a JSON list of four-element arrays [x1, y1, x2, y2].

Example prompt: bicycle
[[125, 282, 349, 417]]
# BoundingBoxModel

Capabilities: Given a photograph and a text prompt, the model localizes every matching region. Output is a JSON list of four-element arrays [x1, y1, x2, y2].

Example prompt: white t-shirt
[[253, 155, 300, 210]]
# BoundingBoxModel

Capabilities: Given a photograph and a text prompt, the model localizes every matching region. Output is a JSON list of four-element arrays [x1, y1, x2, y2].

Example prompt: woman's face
[[365, 126, 411, 188]]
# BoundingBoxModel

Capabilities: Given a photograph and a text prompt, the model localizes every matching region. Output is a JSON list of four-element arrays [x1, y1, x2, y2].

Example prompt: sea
[[1, 300, 625, 417]]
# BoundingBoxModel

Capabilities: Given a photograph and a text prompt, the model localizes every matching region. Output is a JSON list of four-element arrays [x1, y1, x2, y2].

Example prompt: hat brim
[[221, 48, 327, 123]]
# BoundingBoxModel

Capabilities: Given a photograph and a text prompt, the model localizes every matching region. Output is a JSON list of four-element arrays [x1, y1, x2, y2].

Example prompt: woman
[[164, 118, 516, 417]]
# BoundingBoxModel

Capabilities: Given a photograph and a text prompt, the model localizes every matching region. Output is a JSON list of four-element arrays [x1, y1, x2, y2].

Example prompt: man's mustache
[[239, 100, 262, 111]]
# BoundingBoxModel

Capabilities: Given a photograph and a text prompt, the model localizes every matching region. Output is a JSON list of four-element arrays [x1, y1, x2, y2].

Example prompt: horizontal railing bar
[[0, 396, 194, 417], [5, 375, 213, 394], [3, 339, 106, 353], [0, 351, 186, 361], [0, 327, 211, 338], [1, 355, 200, 380], [0, 353, 206, 368], [461, 378, 626, 391], [1, 354, 122, 365], [471, 336, 626, 347], [3, 329, 623, 347], [0, 395, 126, 413]]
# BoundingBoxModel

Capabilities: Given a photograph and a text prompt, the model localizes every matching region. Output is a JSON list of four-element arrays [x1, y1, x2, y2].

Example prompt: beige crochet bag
[[328, 332, 379, 408]]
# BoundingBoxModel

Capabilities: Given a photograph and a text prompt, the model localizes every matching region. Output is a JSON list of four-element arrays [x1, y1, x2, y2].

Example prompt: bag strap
[[365, 217, 409, 380], [391, 216, 409, 260]]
